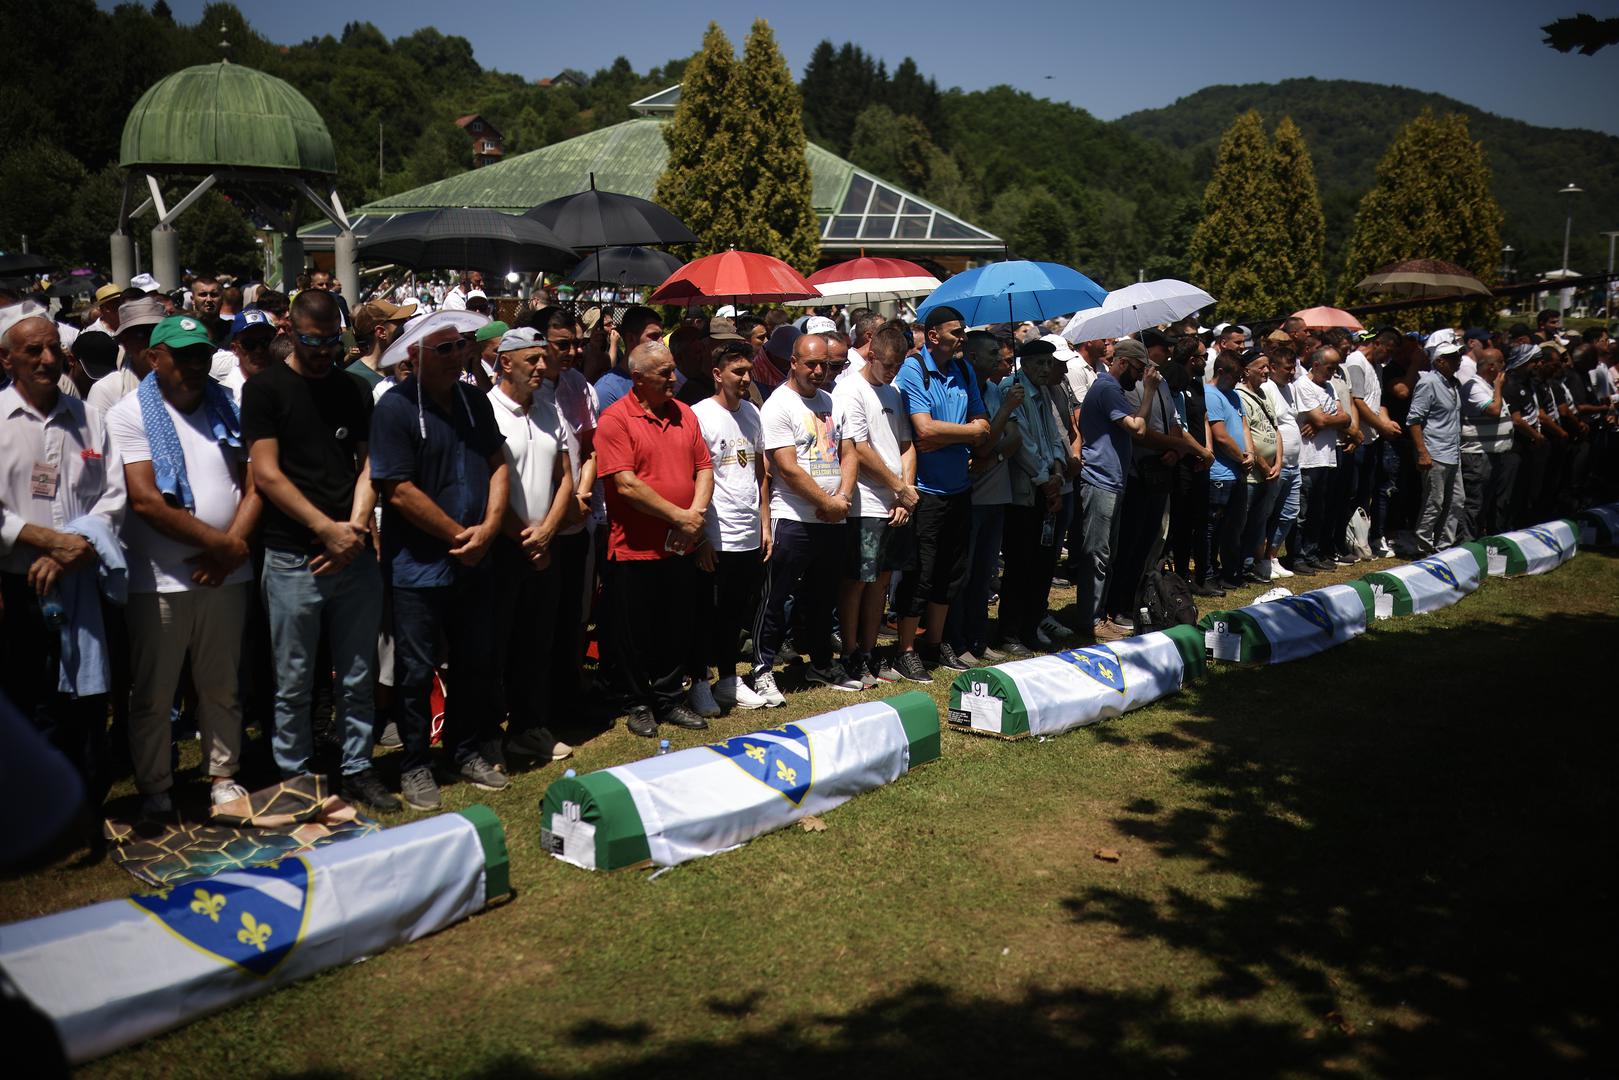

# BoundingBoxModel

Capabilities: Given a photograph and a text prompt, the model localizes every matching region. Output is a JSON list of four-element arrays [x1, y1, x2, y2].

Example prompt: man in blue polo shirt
[[889, 305, 990, 681]]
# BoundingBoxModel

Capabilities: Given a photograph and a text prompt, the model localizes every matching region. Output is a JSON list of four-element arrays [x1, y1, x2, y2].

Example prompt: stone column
[[109, 231, 135, 289], [334, 229, 358, 304], [150, 225, 180, 295]]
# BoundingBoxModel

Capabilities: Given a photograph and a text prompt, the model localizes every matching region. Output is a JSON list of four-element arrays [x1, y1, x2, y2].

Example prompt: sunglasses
[[295, 332, 344, 348], [547, 337, 584, 351], [422, 337, 472, 356]]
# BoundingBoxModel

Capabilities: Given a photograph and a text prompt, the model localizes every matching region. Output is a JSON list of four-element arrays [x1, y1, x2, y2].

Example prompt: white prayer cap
[[0, 302, 52, 347], [804, 315, 837, 334], [380, 310, 489, 369]]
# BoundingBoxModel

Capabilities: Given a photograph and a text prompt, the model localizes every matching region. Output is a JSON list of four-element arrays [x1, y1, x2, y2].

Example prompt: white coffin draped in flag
[[0, 808, 507, 1065], [1198, 582, 1376, 665], [948, 625, 1206, 739], [541, 692, 940, 871], [1360, 545, 1485, 616], [1481, 519, 1579, 576]]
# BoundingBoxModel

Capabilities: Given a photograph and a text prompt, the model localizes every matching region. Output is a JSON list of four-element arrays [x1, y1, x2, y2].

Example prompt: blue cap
[[765, 324, 801, 361], [230, 308, 276, 340], [1464, 327, 1490, 343]]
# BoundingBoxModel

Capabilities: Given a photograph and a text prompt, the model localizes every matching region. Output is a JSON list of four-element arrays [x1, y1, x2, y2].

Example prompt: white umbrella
[[1061, 279, 1216, 344]]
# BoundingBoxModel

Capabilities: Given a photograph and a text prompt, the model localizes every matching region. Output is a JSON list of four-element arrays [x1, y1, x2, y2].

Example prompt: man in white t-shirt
[[105, 316, 260, 818], [752, 332, 862, 702], [1291, 347, 1352, 570], [485, 327, 576, 770], [1457, 346, 1511, 540], [1261, 347, 1303, 576], [833, 323, 917, 687], [1342, 329, 1402, 557], [692, 341, 772, 711]]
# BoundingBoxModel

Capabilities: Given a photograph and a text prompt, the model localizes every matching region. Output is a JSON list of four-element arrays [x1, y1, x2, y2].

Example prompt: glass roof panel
[[897, 215, 930, 238], [870, 185, 902, 215], [828, 215, 862, 239], [840, 176, 872, 214], [860, 216, 896, 239]]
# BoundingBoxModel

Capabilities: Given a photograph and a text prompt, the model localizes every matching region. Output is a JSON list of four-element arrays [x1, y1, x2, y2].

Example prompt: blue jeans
[[262, 549, 382, 778], [1269, 464, 1301, 551], [947, 503, 1006, 654], [1077, 483, 1122, 627], [1239, 477, 1280, 571], [393, 561, 499, 772]]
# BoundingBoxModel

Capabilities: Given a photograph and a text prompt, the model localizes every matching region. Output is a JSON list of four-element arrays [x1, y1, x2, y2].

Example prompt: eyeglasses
[[421, 337, 472, 356], [295, 332, 344, 348], [547, 337, 584, 351]]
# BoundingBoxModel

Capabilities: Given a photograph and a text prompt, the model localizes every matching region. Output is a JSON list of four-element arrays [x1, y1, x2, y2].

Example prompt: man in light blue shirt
[[1203, 350, 1253, 588], [1408, 340, 1465, 553]]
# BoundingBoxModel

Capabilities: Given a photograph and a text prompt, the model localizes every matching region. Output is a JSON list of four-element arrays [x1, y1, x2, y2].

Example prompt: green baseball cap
[[149, 315, 215, 351], [474, 319, 509, 343]]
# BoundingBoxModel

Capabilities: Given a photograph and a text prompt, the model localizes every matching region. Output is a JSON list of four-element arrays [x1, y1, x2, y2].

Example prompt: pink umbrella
[[1291, 305, 1364, 332], [786, 256, 941, 307]]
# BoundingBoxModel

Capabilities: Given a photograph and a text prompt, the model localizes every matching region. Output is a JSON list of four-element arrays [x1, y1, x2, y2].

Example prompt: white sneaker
[[210, 780, 248, 807], [1373, 538, 1395, 558], [688, 679, 721, 718], [1253, 557, 1274, 582], [1270, 560, 1295, 579], [551, 740, 574, 761], [750, 669, 787, 707], [714, 674, 769, 710]]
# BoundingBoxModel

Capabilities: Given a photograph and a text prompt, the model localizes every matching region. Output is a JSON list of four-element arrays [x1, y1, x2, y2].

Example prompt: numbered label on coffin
[[128, 858, 312, 977]]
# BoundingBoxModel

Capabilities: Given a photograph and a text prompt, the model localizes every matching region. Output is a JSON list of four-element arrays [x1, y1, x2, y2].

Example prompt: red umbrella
[[786, 256, 941, 306], [1291, 305, 1364, 332], [648, 250, 817, 305]]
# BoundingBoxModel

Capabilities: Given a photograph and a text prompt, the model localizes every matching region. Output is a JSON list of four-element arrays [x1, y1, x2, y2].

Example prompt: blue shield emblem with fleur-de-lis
[[1055, 645, 1126, 695], [128, 858, 312, 977], [1413, 556, 1458, 588], [707, 724, 815, 806], [1526, 527, 1562, 555], [1275, 594, 1332, 632]]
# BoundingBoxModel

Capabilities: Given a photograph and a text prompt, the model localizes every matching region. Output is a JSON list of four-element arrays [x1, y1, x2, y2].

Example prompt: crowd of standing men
[[2, 275, 1616, 832]]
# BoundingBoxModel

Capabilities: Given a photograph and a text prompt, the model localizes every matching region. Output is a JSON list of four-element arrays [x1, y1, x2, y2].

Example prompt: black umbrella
[[526, 174, 697, 249], [565, 246, 685, 287], [46, 277, 98, 299], [0, 253, 52, 275], [357, 208, 576, 274]]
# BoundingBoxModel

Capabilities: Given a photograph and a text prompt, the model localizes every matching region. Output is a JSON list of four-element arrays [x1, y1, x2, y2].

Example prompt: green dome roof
[[120, 62, 336, 176]]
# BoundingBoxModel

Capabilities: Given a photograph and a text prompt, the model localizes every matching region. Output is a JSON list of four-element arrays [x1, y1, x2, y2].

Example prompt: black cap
[[1016, 338, 1057, 360], [71, 330, 118, 376], [1141, 327, 1177, 349]]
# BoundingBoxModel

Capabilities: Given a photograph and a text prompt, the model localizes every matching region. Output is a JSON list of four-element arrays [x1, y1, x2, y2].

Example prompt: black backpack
[[1140, 567, 1198, 630]]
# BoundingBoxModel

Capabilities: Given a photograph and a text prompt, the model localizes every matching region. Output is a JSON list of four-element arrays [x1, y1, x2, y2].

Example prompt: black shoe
[[1188, 580, 1222, 597], [505, 727, 561, 763], [627, 707, 658, 738], [1304, 557, 1337, 573], [659, 703, 710, 730], [934, 641, 970, 671], [998, 639, 1036, 660], [1280, 559, 1312, 576], [894, 649, 932, 683], [341, 768, 401, 812]]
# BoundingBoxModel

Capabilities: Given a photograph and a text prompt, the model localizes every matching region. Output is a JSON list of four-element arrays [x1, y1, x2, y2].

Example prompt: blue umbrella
[[916, 260, 1106, 325]]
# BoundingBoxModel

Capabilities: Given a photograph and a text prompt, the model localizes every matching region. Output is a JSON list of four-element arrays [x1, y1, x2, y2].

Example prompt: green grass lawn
[[5, 552, 1617, 1078]]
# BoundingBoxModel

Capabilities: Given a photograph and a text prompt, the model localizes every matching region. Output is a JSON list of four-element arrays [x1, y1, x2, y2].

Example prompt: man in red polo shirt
[[595, 340, 714, 736]]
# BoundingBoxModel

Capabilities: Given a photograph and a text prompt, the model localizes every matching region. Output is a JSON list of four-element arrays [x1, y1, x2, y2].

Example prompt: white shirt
[[85, 367, 142, 414], [1292, 376, 1340, 470], [691, 396, 764, 551], [487, 385, 563, 526], [832, 374, 909, 518], [537, 368, 600, 536], [1263, 379, 1301, 468], [0, 386, 126, 573], [440, 286, 467, 311], [760, 382, 843, 524], [1340, 349, 1383, 444], [105, 390, 250, 593], [1066, 358, 1099, 406], [210, 348, 236, 383]]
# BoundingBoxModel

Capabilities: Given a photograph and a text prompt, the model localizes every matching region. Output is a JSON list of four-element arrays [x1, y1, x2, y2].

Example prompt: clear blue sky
[[150, 0, 1619, 135]]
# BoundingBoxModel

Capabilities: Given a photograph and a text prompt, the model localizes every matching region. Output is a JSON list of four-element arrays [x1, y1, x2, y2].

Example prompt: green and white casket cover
[[1575, 503, 1619, 547], [539, 691, 940, 871], [1198, 581, 1376, 665], [1360, 544, 1485, 616], [1479, 518, 1578, 577], [0, 807, 507, 1065], [947, 624, 1206, 739]]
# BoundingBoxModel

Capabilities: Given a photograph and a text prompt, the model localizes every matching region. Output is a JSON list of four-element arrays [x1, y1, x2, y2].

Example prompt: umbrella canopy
[[916, 260, 1106, 326], [564, 246, 684, 287], [1354, 258, 1491, 298], [1061, 278, 1216, 343], [0, 253, 52, 275], [648, 250, 817, 305], [786, 256, 941, 307], [526, 173, 697, 250], [46, 277, 98, 299], [1291, 305, 1364, 332], [358, 208, 576, 274]]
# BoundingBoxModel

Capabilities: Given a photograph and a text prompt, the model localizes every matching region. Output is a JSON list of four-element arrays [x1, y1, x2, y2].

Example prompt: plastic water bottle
[[1137, 606, 1151, 634], [656, 739, 671, 756], [1040, 513, 1056, 547], [41, 589, 67, 628], [562, 768, 577, 779]]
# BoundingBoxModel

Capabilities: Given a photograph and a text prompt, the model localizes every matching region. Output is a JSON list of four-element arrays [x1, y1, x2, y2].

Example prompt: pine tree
[[1187, 110, 1293, 322], [733, 19, 820, 273], [654, 23, 747, 260], [1271, 116, 1327, 310], [1338, 110, 1504, 325]]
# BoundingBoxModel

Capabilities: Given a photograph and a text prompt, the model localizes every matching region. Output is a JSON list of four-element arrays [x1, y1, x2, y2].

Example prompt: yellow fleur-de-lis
[[145, 885, 173, 901], [744, 743, 767, 764], [189, 888, 227, 923], [237, 911, 272, 953], [775, 759, 797, 786]]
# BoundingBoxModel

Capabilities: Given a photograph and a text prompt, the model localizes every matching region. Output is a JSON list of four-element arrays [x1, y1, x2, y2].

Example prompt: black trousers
[[753, 520, 841, 671], [608, 555, 697, 716], [698, 548, 765, 676], [490, 539, 560, 736], [1108, 478, 1170, 616], [0, 572, 108, 810], [1169, 460, 1209, 582], [1510, 438, 1549, 528], [997, 504, 1052, 646], [548, 528, 591, 716]]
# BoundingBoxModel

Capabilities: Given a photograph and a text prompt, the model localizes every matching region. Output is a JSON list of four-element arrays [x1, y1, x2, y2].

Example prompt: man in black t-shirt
[[240, 289, 398, 811]]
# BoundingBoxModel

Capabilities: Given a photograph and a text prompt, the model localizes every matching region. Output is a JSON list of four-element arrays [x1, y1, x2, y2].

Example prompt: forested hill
[[1117, 78, 1619, 277]]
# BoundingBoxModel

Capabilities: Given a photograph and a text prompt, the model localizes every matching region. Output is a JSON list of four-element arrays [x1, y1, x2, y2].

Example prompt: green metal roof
[[358, 117, 999, 253], [120, 62, 336, 176]]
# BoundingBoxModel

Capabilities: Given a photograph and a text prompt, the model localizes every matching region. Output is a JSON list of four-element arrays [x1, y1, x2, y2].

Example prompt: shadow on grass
[[268, 609, 1617, 1079]]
